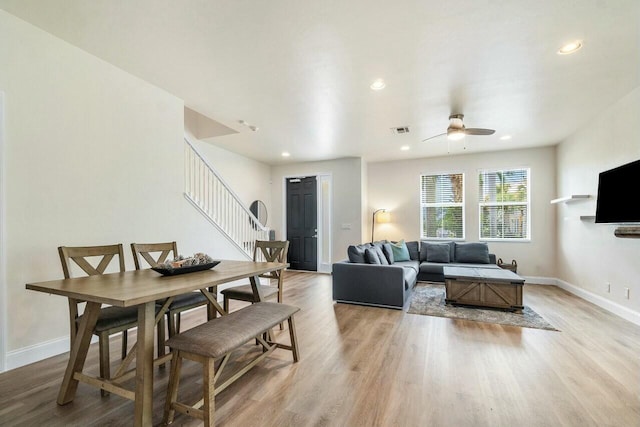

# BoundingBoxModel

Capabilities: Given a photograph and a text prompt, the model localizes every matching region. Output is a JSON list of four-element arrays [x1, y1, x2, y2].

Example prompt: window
[[420, 173, 464, 239], [478, 168, 530, 240]]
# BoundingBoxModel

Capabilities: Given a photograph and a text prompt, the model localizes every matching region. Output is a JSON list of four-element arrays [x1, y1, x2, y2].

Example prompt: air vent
[[391, 126, 410, 135]]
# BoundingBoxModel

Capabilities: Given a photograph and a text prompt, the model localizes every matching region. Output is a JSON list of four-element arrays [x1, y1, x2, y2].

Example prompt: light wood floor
[[1, 272, 639, 426]]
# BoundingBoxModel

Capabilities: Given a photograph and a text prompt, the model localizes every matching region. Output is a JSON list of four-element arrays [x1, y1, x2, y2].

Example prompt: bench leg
[[288, 316, 300, 362], [164, 350, 183, 425], [203, 357, 216, 427]]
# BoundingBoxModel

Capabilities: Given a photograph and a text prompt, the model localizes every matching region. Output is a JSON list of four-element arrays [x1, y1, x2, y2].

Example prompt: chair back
[[253, 240, 289, 280], [58, 244, 126, 337], [131, 242, 178, 270], [58, 244, 126, 279]]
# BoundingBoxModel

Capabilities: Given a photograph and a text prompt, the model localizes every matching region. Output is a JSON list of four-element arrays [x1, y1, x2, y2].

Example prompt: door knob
[[312, 235, 318, 238]]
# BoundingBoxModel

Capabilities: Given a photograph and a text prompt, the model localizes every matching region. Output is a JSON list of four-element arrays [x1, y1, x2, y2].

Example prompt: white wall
[[271, 157, 363, 263], [184, 109, 273, 228], [556, 86, 640, 313], [368, 146, 557, 277], [0, 11, 247, 364]]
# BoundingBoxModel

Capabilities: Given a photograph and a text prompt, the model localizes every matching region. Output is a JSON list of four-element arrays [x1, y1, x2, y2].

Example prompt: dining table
[[25, 259, 287, 427]]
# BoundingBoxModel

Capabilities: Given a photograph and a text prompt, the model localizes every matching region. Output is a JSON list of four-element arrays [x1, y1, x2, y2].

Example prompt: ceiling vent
[[391, 126, 410, 135]]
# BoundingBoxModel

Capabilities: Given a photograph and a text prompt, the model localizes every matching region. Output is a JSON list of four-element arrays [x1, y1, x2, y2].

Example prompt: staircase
[[183, 137, 269, 259]]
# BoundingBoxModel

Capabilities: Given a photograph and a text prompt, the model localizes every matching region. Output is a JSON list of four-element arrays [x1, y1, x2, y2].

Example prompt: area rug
[[408, 283, 559, 331]]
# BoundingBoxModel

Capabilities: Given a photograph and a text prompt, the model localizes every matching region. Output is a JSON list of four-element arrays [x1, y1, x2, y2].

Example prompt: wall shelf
[[550, 194, 590, 204], [614, 226, 640, 239]]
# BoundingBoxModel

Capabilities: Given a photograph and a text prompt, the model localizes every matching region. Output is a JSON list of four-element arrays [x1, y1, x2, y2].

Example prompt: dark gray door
[[286, 176, 317, 271]]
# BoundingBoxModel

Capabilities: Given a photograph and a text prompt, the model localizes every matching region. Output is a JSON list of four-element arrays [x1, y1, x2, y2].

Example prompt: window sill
[[480, 238, 531, 243]]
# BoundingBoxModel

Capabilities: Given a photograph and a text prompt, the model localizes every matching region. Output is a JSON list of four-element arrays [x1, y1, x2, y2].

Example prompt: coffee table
[[443, 266, 525, 312]]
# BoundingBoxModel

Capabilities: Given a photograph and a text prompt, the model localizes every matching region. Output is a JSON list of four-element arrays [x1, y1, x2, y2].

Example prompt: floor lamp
[[371, 209, 391, 243]]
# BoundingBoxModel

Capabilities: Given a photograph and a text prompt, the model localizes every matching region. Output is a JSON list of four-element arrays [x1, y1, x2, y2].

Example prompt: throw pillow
[[454, 242, 490, 264], [381, 243, 395, 264], [374, 245, 389, 265], [390, 240, 410, 261], [364, 247, 381, 264], [347, 244, 369, 263], [405, 241, 420, 261], [425, 242, 450, 263]]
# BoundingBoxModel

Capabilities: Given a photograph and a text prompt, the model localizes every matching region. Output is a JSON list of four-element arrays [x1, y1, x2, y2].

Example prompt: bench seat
[[163, 301, 301, 426], [166, 302, 299, 358]]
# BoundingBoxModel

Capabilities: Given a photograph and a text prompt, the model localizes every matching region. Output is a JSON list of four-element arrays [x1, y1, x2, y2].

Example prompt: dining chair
[[58, 244, 139, 395], [220, 240, 289, 319], [130, 242, 214, 349]]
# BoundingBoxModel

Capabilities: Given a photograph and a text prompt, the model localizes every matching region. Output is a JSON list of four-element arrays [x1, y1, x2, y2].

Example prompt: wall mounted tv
[[595, 159, 640, 223]]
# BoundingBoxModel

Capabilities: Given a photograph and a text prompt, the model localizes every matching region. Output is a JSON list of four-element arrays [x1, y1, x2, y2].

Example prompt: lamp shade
[[376, 210, 391, 223]]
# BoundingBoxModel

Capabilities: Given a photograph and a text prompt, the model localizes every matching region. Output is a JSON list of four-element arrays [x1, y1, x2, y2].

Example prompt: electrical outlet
[[624, 287, 630, 299], [606, 282, 611, 293]]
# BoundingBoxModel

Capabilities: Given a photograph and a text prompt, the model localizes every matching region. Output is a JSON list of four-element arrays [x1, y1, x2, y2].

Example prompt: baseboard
[[2, 301, 223, 373], [554, 278, 640, 326], [523, 276, 556, 285], [5, 335, 98, 371]]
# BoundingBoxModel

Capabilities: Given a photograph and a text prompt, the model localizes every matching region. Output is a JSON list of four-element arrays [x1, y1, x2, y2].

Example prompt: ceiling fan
[[422, 114, 495, 142]]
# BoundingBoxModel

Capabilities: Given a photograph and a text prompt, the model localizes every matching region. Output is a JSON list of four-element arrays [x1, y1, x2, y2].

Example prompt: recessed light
[[400, 145, 410, 151], [281, 152, 290, 157], [500, 135, 512, 141], [557, 40, 583, 55], [370, 78, 386, 90]]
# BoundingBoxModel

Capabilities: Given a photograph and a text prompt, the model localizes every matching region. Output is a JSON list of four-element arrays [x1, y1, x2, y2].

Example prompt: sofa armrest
[[332, 261, 407, 308]]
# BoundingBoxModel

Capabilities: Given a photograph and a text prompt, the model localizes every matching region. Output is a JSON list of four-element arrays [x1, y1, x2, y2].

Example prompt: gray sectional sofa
[[332, 240, 499, 309]]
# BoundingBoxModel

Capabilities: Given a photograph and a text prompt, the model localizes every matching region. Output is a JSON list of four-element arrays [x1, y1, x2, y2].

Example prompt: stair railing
[[183, 137, 269, 259]]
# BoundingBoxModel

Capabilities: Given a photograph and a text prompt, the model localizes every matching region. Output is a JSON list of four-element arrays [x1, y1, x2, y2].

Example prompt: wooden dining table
[[25, 259, 287, 427]]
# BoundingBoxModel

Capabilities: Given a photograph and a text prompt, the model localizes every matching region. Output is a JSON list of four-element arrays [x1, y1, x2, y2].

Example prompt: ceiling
[[2, 0, 639, 164]]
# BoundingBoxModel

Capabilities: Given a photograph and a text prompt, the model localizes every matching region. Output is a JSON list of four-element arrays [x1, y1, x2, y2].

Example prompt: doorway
[[0, 92, 6, 372], [286, 176, 318, 271]]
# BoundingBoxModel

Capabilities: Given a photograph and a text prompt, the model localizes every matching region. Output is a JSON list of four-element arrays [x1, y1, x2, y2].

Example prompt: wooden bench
[[163, 301, 301, 426]]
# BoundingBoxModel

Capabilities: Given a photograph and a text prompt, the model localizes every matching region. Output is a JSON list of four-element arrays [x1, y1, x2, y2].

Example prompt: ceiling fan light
[[447, 130, 465, 141]]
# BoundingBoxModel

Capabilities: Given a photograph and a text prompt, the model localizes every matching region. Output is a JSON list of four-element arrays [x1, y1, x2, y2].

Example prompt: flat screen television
[[595, 159, 640, 223]]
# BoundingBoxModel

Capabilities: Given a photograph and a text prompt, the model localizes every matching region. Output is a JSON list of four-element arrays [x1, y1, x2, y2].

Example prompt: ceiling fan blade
[[421, 132, 447, 142], [465, 128, 495, 136]]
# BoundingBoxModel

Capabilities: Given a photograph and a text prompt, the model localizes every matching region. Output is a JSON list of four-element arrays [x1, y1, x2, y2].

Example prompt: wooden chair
[[130, 242, 214, 350], [220, 240, 289, 319], [58, 244, 139, 395]]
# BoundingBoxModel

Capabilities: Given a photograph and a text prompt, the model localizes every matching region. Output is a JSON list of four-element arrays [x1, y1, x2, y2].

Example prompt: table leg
[[200, 286, 225, 316], [57, 301, 101, 405], [134, 302, 155, 427]]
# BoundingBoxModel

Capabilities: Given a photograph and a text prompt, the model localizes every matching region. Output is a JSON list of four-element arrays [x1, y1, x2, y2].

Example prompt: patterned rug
[[408, 283, 559, 331]]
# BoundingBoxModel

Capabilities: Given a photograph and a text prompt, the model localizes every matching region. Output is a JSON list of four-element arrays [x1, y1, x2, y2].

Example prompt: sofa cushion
[[420, 241, 455, 262], [403, 267, 417, 290], [374, 245, 389, 265], [406, 241, 420, 261], [364, 248, 381, 264], [454, 242, 490, 264], [347, 244, 370, 263], [419, 262, 447, 275], [425, 243, 451, 263], [381, 243, 394, 264], [394, 260, 420, 274], [390, 240, 411, 261]]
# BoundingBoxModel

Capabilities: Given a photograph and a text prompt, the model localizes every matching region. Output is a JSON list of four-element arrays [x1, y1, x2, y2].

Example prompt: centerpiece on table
[[152, 252, 220, 276]]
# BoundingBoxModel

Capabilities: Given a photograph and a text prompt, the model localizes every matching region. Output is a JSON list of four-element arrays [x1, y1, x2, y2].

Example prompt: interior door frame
[[282, 173, 332, 274], [0, 91, 6, 372]]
